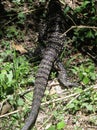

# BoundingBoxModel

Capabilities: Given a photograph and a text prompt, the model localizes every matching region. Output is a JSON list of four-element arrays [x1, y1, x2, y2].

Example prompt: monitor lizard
[[22, 0, 77, 129]]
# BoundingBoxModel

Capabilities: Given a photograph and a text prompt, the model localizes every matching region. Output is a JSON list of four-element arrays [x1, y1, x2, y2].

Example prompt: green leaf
[[83, 76, 90, 84], [86, 30, 94, 38], [79, 72, 84, 80], [1, 69, 7, 75], [86, 104, 93, 111], [12, 0, 21, 3], [57, 120, 66, 130], [74, 88, 83, 93], [18, 12, 26, 20], [64, 6, 70, 14], [47, 125, 56, 130], [6, 71, 13, 82], [89, 72, 96, 80], [17, 98, 24, 106], [67, 103, 75, 109], [82, 103, 93, 111]]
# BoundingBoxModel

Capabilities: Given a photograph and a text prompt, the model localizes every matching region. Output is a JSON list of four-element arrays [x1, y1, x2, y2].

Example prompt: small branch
[[19, 88, 33, 97], [66, 94, 80, 107], [0, 109, 21, 118], [60, 25, 97, 37], [42, 93, 79, 105], [42, 85, 95, 105], [0, 84, 96, 119], [38, 114, 53, 130]]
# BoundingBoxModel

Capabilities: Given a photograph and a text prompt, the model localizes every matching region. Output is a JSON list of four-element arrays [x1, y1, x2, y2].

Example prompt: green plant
[[17, 12, 26, 24], [0, 0, 97, 130], [72, 0, 97, 47], [71, 61, 97, 85], [50, 72, 57, 79], [66, 87, 97, 114], [0, 41, 33, 99], [5, 25, 24, 40], [47, 120, 66, 130]]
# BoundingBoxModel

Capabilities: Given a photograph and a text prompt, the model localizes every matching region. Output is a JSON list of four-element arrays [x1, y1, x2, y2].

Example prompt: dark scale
[[22, 0, 77, 130]]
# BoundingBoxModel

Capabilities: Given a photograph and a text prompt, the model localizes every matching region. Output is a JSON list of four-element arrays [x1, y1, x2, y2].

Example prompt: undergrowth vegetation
[[0, 0, 97, 130]]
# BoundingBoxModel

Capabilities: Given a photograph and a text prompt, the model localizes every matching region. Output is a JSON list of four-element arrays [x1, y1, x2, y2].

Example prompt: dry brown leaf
[[11, 42, 28, 54], [1, 102, 11, 115]]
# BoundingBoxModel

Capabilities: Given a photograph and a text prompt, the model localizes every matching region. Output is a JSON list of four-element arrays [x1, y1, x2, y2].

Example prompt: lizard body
[[22, 0, 71, 129]]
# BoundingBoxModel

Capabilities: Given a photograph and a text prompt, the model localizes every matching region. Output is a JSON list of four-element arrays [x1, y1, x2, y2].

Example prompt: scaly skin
[[22, 0, 65, 129]]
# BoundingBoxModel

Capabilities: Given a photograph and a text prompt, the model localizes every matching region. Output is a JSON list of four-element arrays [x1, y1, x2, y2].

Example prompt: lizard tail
[[22, 47, 59, 130], [22, 0, 64, 129]]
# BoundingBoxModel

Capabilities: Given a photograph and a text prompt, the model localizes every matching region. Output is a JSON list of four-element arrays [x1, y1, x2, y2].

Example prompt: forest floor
[[0, 1, 97, 130]]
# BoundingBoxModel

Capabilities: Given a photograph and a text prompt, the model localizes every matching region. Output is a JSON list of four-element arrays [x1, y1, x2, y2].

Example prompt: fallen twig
[[0, 109, 21, 118], [42, 84, 95, 105], [60, 25, 97, 38]]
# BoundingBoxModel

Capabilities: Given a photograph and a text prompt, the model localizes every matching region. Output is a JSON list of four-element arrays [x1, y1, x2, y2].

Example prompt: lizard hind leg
[[55, 60, 78, 87]]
